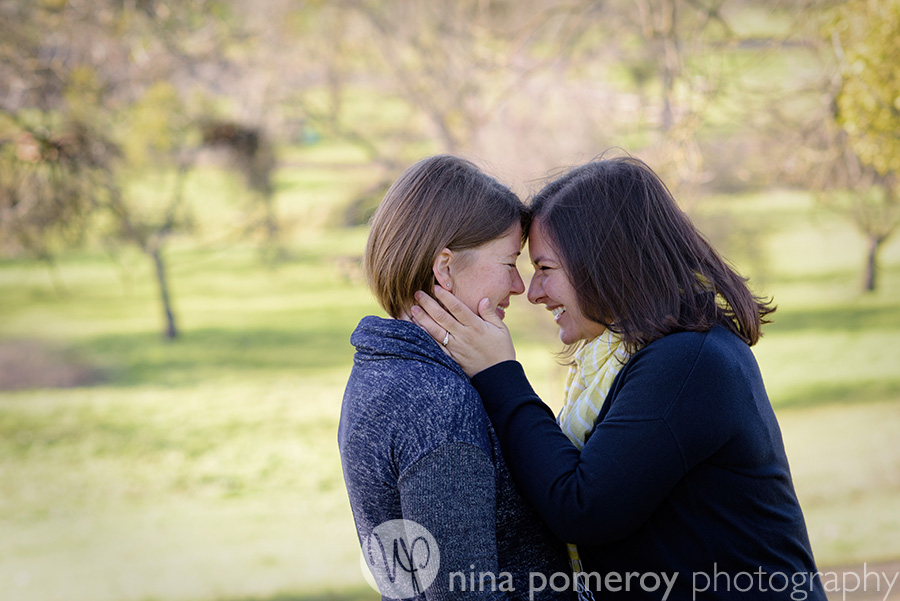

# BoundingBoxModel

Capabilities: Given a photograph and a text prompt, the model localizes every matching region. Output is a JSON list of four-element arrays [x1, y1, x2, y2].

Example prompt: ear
[[432, 248, 454, 290]]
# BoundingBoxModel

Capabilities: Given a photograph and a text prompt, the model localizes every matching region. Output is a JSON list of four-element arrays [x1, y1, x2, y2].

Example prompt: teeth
[[551, 307, 566, 321]]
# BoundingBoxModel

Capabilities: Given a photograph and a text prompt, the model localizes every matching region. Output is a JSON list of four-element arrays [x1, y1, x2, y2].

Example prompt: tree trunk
[[150, 246, 178, 339], [660, 0, 679, 133], [863, 234, 882, 292]]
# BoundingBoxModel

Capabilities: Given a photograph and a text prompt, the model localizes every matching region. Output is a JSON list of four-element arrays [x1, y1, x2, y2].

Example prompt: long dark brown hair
[[530, 155, 774, 353]]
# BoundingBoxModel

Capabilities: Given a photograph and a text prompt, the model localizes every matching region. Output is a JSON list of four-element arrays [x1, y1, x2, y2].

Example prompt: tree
[[824, 0, 900, 290], [796, 102, 899, 292], [107, 81, 201, 340], [0, 115, 116, 266], [284, 1, 598, 181], [831, 0, 900, 176], [0, 0, 280, 337], [632, 0, 742, 200], [766, 0, 899, 291]]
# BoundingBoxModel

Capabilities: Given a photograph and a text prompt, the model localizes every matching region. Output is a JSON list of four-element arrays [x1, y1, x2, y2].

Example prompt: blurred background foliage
[[1, 0, 899, 600]]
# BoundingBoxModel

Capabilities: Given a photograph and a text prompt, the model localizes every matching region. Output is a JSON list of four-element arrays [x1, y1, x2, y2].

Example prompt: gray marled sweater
[[339, 316, 572, 600]]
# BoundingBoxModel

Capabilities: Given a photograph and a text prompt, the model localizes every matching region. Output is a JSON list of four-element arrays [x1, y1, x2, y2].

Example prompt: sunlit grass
[[780, 400, 900, 567], [0, 377, 372, 601], [1, 163, 899, 601]]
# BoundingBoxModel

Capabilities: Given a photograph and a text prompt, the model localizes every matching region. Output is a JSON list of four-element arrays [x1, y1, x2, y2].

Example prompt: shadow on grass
[[221, 590, 378, 601], [768, 268, 864, 287], [773, 380, 900, 410], [768, 304, 900, 333], [74, 325, 357, 387], [47, 303, 898, 389]]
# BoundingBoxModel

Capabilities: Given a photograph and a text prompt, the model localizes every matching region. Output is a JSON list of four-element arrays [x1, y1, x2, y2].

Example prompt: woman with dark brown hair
[[411, 155, 827, 600]]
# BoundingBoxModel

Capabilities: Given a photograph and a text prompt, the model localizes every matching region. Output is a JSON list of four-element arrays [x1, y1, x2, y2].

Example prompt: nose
[[527, 273, 542, 305], [510, 268, 526, 296]]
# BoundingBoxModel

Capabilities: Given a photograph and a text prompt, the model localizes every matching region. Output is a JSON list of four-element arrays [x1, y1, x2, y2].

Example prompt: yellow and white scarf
[[557, 329, 632, 599], [558, 329, 631, 449]]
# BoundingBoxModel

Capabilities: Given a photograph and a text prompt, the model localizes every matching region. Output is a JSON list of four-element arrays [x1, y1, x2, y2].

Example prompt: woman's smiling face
[[444, 223, 526, 321], [526, 220, 606, 344]]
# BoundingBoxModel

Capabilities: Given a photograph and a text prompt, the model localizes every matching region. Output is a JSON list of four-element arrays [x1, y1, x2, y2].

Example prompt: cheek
[[454, 267, 495, 307], [542, 278, 558, 301], [484, 272, 506, 300], [475, 269, 509, 303]]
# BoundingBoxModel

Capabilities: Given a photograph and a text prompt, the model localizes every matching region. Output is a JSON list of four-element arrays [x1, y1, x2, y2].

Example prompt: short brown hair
[[531, 154, 775, 352], [365, 155, 526, 318]]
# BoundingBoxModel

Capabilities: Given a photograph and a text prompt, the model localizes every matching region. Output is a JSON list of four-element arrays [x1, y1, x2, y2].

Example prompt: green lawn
[[1, 181, 898, 601]]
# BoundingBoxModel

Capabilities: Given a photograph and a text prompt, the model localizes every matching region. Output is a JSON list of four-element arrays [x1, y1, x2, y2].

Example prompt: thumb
[[477, 297, 504, 328]]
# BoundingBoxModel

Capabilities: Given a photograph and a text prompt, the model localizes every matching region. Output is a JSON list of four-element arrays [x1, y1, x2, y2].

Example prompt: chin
[[559, 331, 580, 345]]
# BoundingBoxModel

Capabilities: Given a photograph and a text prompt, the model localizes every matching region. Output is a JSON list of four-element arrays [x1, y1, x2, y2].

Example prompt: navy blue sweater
[[471, 326, 827, 600], [339, 316, 572, 600]]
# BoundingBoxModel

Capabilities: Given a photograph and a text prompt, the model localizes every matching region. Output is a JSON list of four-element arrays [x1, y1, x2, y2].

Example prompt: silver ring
[[441, 330, 451, 346]]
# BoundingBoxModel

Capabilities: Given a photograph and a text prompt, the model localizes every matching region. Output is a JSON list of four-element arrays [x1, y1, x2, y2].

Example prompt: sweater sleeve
[[472, 360, 686, 545], [399, 442, 508, 600]]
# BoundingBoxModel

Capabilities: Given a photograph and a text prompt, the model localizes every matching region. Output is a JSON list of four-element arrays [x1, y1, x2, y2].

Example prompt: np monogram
[[362, 519, 441, 598]]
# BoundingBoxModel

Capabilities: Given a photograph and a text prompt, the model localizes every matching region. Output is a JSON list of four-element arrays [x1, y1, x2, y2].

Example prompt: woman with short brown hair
[[339, 154, 572, 600]]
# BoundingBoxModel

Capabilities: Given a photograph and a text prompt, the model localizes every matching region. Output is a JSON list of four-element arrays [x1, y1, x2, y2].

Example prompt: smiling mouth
[[551, 307, 566, 322]]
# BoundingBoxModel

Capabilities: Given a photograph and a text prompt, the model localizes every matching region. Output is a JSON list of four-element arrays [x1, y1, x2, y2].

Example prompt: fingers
[[408, 301, 449, 347], [411, 290, 516, 375], [430, 286, 483, 328], [413, 288, 461, 334], [476, 297, 504, 328], [413, 286, 481, 330]]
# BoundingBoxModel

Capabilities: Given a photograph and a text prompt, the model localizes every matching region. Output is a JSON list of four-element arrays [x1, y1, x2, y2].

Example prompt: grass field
[[1, 164, 899, 601]]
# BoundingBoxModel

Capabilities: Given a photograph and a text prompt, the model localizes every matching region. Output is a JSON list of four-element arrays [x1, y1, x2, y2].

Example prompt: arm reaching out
[[410, 286, 516, 377]]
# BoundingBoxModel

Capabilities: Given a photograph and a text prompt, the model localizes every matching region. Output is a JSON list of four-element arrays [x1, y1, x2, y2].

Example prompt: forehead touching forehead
[[499, 223, 524, 252], [527, 219, 560, 261], [493, 226, 524, 264]]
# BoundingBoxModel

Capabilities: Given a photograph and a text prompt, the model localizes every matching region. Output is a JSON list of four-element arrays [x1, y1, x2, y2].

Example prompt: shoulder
[[609, 327, 761, 416], [343, 359, 493, 460], [409, 362, 489, 424], [631, 326, 754, 376], [406, 364, 493, 447]]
